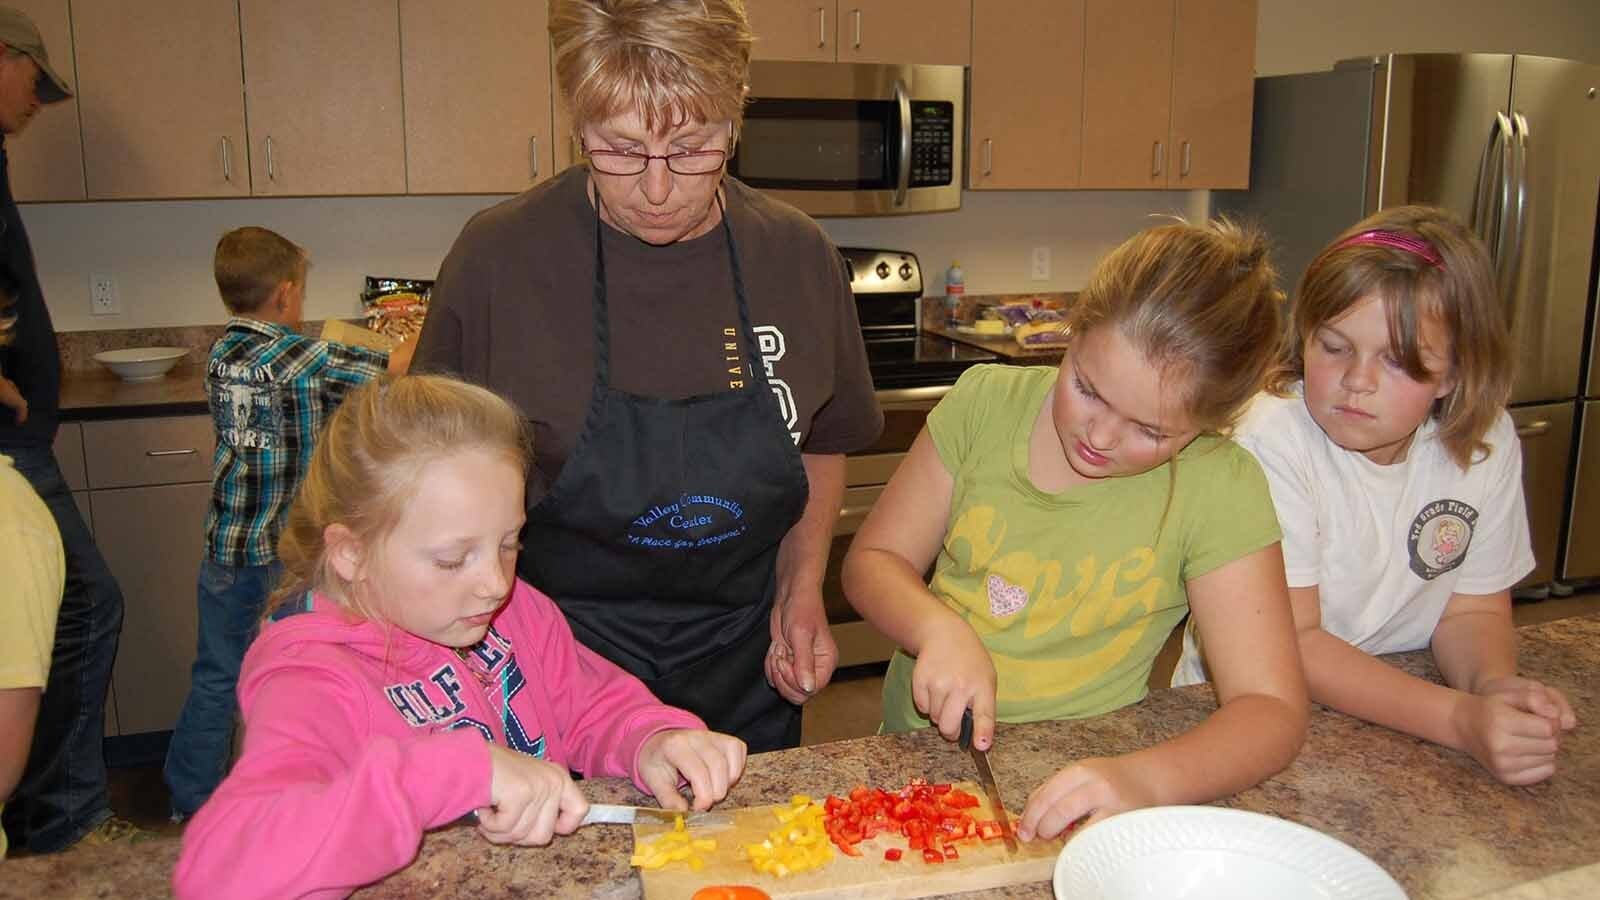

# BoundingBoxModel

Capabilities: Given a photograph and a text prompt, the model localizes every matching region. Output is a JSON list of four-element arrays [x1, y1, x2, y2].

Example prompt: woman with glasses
[[414, 0, 882, 753]]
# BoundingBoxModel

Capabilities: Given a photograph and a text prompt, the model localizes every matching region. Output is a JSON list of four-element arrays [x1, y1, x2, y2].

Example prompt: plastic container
[[944, 261, 966, 327]]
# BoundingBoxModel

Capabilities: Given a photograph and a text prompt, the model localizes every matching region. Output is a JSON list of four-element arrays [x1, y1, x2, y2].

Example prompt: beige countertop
[[6, 613, 1598, 899]]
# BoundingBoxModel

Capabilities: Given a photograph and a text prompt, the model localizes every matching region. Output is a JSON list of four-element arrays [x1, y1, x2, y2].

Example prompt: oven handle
[[875, 384, 952, 409], [894, 79, 911, 207]]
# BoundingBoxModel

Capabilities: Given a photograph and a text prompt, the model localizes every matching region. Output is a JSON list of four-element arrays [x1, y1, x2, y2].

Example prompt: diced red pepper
[[884, 848, 903, 862], [944, 845, 959, 860], [977, 821, 1003, 840], [922, 848, 945, 864]]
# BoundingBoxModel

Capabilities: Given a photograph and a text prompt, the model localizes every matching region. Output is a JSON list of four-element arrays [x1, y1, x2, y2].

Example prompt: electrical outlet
[[90, 275, 121, 316], [1030, 246, 1051, 281]]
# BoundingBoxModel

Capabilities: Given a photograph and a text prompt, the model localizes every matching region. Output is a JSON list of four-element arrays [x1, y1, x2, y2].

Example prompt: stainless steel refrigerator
[[1214, 53, 1600, 592]]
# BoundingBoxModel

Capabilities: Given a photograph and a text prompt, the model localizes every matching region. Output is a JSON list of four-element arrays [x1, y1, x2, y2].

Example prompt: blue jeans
[[163, 559, 278, 818], [0, 444, 124, 852]]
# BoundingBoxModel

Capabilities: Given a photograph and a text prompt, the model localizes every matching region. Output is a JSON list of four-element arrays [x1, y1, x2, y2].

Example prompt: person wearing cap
[[0, 6, 139, 852], [414, 0, 882, 754]]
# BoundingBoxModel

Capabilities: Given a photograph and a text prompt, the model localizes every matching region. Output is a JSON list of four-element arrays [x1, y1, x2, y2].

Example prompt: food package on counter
[[360, 276, 433, 343], [1012, 309, 1071, 348]]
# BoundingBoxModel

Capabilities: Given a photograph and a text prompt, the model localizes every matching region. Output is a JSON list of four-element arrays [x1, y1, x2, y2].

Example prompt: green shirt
[[881, 365, 1280, 731]]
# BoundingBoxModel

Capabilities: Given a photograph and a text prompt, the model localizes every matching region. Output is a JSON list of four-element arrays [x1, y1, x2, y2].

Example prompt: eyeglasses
[[583, 146, 728, 176]]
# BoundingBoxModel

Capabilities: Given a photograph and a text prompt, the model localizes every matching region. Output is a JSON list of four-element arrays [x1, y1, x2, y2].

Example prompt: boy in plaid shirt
[[164, 227, 413, 820]]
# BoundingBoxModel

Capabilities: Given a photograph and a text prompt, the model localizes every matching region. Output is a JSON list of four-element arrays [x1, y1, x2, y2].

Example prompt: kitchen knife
[[959, 708, 1020, 854], [579, 804, 731, 828]]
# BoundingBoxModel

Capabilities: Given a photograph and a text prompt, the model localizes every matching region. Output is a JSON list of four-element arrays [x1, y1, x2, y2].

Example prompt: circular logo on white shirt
[[1407, 499, 1478, 580]]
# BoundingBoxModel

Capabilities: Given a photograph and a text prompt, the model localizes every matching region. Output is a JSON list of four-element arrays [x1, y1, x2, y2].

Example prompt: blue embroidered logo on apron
[[627, 492, 747, 550]]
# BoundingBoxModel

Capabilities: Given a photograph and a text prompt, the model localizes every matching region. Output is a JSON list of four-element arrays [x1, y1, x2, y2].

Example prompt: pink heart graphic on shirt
[[986, 574, 1028, 618]]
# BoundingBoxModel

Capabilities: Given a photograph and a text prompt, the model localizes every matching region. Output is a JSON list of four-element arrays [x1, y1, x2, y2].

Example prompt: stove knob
[[875, 261, 891, 279], [899, 263, 913, 280]]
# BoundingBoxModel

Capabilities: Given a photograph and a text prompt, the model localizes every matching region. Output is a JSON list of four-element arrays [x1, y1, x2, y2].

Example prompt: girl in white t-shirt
[[1174, 205, 1577, 784]]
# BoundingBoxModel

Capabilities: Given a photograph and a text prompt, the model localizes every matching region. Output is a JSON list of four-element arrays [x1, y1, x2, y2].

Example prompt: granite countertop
[[58, 364, 210, 421], [7, 614, 1598, 899]]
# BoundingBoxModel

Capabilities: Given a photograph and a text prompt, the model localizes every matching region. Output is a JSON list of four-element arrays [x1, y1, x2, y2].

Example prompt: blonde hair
[[214, 226, 307, 315], [1068, 217, 1284, 434], [267, 375, 532, 619], [1279, 205, 1509, 469], [550, 0, 752, 139]]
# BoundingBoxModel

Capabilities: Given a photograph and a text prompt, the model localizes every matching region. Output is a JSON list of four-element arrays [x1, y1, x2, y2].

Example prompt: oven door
[[733, 61, 964, 216]]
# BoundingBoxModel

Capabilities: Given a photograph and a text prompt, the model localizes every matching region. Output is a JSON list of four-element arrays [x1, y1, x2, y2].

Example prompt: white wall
[[21, 0, 1600, 331], [1256, 0, 1600, 76]]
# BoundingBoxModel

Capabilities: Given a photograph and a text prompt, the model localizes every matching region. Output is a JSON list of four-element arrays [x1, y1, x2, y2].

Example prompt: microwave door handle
[[894, 79, 911, 207]]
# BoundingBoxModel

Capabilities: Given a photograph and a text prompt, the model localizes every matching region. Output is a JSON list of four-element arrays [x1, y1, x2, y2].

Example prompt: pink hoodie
[[172, 579, 704, 899]]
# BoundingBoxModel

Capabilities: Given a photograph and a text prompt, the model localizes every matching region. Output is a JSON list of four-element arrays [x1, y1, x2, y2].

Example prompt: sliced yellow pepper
[[630, 815, 719, 871], [738, 798, 834, 878]]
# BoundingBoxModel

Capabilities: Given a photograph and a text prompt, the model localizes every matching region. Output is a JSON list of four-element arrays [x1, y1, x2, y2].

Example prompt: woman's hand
[[1452, 677, 1573, 785], [910, 616, 997, 749], [767, 586, 839, 704], [477, 744, 589, 846], [637, 729, 747, 812], [1017, 757, 1156, 841], [0, 375, 26, 424]]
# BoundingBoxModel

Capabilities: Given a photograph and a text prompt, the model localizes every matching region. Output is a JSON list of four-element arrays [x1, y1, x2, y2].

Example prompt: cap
[[0, 7, 72, 103]]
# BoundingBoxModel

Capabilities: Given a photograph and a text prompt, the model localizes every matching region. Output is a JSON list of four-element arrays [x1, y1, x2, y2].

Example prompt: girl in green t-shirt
[[843, 220, 1308, 842]]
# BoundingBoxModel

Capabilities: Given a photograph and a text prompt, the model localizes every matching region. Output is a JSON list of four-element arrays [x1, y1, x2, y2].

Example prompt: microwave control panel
[[909, 102, 955, 187]]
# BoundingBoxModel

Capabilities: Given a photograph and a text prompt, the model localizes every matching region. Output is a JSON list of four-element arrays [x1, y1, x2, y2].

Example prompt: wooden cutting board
[[633, 782, 1064, 899]]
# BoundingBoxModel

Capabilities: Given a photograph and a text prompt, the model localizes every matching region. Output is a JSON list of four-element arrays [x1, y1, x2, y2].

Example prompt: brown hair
[[1068, 217, 1285, 434], [1278, 205, 1509, 469], [550, 0, 752, 139], [267, 375, 532, 620], [213, 226, 307, 315]]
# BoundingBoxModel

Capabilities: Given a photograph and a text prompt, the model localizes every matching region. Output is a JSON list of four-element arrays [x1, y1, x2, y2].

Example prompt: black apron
[[520, 187, 810, 752]]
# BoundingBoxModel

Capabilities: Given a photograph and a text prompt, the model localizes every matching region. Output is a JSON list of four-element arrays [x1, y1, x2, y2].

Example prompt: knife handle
[[958, 707, 974, 751]]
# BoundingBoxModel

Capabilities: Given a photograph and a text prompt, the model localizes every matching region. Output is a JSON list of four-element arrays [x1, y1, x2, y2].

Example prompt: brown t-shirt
[[415, 167, 883, 500]]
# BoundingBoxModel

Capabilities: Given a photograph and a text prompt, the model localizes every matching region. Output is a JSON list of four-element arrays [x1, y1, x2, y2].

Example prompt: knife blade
[[959, 708, 1020, 854], [579, 804, 731, 828]]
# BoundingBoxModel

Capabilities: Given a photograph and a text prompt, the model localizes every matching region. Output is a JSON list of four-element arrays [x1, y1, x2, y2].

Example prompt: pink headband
[[1333, 229, 1444, 269]]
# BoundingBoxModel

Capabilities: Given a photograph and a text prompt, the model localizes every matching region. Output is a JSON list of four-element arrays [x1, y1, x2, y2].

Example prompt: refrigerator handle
[[1471, 113, 1511, 258], [1502, 112, 1531, 300]]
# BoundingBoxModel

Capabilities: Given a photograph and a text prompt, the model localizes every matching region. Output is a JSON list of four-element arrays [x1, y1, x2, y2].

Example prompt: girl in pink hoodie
[[173, 375, 747, 899]]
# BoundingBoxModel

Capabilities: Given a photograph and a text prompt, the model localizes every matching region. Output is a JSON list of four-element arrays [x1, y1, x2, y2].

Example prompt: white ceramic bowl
[[1054, 806, 1407, 900], [93, 347, 189, 382]]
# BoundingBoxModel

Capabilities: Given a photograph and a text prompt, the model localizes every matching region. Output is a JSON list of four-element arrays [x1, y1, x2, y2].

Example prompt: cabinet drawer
[[83, 416, 215, 488]]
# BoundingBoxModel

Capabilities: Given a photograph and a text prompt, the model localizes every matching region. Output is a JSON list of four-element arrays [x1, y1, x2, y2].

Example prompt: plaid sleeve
[[314, 340, 389, 403]]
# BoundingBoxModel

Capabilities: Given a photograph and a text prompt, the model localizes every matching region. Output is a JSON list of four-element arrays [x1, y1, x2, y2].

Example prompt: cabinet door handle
[[1516, 420, 1552, 438], [852, 8, 862, 49], [265, 135, 276, 182], [1180, 141, 1191, 177], [146, 448, 198, 458], [529, 136, 539, 180], [983, 138, 993, 177], [817, 6, 826, 48], [219, 136, 232, 182], [1152, 141, 1163, 177]]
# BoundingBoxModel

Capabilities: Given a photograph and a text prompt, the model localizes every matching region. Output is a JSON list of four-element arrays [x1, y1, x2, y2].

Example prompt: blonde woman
[[415, 0, 882, 752]]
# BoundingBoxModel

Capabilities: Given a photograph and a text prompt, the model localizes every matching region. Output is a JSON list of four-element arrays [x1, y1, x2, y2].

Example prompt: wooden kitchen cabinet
[[6, 0, 84, 201], [748, 0, 970, 66], [72, 0, 248, 200], [747, 1, 835, 62], [81, 416, 214, 736], [239, 0, 405, 196], [1080, 0, 1256, 189], [401, 0, 554, 194], [1167, 0, 1257, 189], [968, 0, 1085, 190]]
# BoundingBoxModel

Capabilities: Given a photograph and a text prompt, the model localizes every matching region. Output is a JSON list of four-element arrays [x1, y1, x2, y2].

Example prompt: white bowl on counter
[[93, 347, 189, 382], [1054, 806, 1406, 900]]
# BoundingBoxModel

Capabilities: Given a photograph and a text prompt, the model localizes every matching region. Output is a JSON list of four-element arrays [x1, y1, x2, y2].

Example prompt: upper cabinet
[[239, 0, 406, 196], [968, 0, 1084, 190], [6, 0, 84, 201], [1167, 0, 1256, 189], [748, 1, 970, 66], [1079, 0, 1256, 189], [73, 0, 248, 200], [400, 0, 554, 194]]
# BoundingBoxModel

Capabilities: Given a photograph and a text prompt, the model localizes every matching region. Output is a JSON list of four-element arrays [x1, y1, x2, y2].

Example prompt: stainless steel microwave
[[729, 61, 964, 217]]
